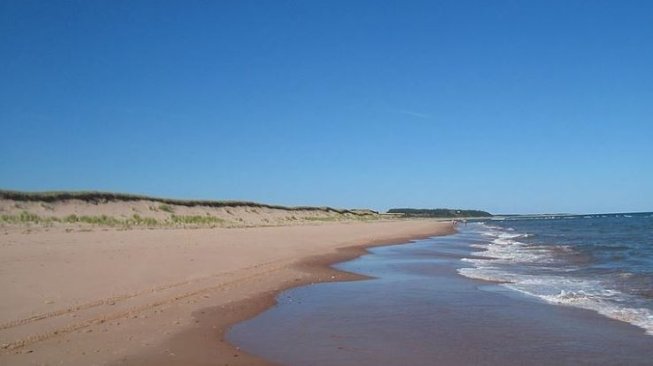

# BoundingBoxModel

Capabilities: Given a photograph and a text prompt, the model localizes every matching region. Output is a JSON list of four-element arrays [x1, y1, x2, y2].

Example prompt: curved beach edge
[[120, 221, 456, 366]]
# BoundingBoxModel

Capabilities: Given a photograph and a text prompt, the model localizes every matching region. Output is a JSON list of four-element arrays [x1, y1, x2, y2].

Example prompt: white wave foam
[[459, 224, 653, 335], [534, 288, 653, 335], [458, 267, 516, 283], [459, 267, 653, 334], [497, 232, 523, 239], [468, 236, 553, 264]]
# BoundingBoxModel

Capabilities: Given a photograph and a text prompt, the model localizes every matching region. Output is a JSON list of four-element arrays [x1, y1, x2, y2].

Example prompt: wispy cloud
[[395, 109, 432, 119]]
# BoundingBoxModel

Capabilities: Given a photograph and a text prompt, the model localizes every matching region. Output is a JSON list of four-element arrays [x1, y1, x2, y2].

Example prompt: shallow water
[[228, 226, 653, 365]]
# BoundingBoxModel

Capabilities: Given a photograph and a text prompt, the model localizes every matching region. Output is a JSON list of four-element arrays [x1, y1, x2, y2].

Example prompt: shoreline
[[121, 223, 456, 366], [227, 225, 653, 366], [0, 220, 454, 366]]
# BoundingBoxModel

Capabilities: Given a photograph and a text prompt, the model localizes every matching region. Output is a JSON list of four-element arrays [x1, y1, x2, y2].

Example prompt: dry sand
[[0, 219, 454, 365]]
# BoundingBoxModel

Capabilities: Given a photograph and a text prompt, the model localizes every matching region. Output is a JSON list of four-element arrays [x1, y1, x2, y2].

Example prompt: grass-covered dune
[[0, 190, 381, 229], [387, 208, 492, 218], [0, 190, 376, 216]]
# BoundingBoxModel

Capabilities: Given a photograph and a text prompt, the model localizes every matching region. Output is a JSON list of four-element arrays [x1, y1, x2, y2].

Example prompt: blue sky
[[1, 1, 652, 214]]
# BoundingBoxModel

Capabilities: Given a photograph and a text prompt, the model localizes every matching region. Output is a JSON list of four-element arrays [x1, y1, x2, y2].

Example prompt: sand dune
[[0, 191, 382, 231]]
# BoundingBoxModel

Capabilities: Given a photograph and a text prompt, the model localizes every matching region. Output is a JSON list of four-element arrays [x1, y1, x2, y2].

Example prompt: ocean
[[460, 212, 653, 334], [228, 213, 653, 365]]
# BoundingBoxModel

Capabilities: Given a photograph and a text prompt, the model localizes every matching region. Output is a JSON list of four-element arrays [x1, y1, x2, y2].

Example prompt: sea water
[[228, 217, 653, 365], [460, 212, 653, 334]]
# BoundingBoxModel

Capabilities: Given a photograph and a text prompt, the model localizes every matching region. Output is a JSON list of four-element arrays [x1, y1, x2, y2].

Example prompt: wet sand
[[0, 220, 453, 365], [229, 227, 653, 365]]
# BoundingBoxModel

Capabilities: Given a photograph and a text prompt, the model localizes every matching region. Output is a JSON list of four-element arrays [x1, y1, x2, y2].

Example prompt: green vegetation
[[352, 214, 379, 221], [301, 214, 378, 222], [1, 211, 43, 224], [0, 211, 230, 228], [387, 208, 492, 218], [1, 212, 160, 227], [63, 214, 122, 226], [170, 214, 225, 225], [128, 214, 159, 226], [158, 204, 175, 213], [0, 209, 379, 229], [303, 216, 340, 222]]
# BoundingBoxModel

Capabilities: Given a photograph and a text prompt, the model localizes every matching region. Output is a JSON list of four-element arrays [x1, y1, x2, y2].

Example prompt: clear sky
[[1, 1, 652, 214]]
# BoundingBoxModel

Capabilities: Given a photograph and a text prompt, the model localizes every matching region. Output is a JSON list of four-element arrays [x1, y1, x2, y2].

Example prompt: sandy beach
[[3, 1, 650, 364], [0, 219, 453, 365]]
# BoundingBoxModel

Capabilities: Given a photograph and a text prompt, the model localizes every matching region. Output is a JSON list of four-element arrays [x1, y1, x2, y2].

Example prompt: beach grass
[[170, 214, 225, 226], [158, 204, 175, 213], [1, 211, 43, 224], [303, 216, 341, 222], [0, 212, 162, 228]]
